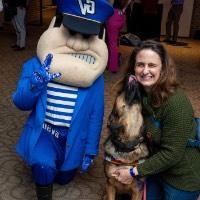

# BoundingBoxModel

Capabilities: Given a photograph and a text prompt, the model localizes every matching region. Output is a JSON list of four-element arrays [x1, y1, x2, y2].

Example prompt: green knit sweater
[[137, 89, 200, 191]]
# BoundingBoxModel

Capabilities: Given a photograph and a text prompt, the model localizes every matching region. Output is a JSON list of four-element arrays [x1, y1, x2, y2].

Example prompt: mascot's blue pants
[[31, 123, 77, 186]]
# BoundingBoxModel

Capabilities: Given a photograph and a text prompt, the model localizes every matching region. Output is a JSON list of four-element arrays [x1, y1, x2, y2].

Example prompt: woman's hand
[[114, 166, 134, 185]]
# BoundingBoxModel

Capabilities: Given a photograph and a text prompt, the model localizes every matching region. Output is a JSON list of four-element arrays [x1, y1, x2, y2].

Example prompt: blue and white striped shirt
[[44, 82, 78, 127]]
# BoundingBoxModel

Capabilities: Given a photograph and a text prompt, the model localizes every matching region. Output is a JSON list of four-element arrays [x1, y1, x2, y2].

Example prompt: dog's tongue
[[128, 75, 137, 83]]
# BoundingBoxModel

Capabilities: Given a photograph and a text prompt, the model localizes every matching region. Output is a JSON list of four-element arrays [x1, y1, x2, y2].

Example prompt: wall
[[27, 0, 41, 24], [190, 0, 200, 37], [160, 0, 194, 37], [27, 0, 200, 37], [27, 0, 56, 25]]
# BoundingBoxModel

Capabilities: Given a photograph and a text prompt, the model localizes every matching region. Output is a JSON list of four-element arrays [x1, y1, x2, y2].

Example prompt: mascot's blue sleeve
[[85, 76, 104, 156], [12, 57, 45, 111]]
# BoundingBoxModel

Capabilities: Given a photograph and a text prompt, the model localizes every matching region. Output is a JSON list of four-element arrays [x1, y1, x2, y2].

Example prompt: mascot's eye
[[68, 29, 90, 39], [82, 34, 90, 39], [68, 29, 76, 36], [98, 25, 105, 40]]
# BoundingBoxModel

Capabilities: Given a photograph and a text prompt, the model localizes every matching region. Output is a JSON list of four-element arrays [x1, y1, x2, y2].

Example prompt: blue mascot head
[[36, 0, 114, 87]]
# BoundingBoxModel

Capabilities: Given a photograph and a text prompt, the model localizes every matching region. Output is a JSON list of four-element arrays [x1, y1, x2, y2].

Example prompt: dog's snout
[[109, 124, 124, 132]]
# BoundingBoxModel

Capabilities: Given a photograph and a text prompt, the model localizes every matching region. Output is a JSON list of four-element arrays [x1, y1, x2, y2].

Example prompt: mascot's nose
[[66, 33, 89, 51]]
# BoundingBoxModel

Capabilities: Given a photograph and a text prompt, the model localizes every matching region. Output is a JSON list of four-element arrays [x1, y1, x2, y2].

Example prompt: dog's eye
[[117, 105, 126, 115]]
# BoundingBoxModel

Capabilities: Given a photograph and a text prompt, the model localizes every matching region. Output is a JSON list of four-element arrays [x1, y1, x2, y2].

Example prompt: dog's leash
[[143, 182, 147, 200]]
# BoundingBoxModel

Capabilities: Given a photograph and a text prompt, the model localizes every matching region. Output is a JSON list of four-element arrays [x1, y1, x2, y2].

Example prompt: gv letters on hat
[[56, 0, 114, 35]]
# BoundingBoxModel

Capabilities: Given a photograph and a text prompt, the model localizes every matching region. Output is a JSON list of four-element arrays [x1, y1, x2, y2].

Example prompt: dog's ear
[[124, 74, 141, 106]]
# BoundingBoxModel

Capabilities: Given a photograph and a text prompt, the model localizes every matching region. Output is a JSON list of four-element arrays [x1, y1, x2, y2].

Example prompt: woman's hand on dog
[[114, 166, 137, 185]]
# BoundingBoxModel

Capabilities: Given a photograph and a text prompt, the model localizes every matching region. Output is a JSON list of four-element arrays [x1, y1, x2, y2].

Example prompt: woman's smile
[[135, 49, 162, 93]]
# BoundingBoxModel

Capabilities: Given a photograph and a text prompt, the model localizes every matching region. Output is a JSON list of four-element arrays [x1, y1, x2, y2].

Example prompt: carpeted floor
[[0, 23, 200, 200]]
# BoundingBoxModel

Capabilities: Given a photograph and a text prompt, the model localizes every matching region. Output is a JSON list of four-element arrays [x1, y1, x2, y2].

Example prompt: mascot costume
[[12, 0, 114, 199]]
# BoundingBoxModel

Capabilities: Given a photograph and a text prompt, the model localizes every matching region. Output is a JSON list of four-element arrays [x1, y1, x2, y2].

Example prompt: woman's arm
[[137, 91, 195, 176], [115, 90, 195, 183]]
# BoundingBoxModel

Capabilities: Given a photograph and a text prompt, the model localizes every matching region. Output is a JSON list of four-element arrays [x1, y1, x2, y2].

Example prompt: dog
[[104, 75, 149, 200]]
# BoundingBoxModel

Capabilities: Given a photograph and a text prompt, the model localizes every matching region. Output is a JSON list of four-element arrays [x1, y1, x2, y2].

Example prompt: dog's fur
[[104, 75, 149, 200]]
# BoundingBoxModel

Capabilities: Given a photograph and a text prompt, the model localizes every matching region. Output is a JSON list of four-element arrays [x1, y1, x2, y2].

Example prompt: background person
[[125, 0, 163, 41], [126, 0, 143, 37], [140, 0, 161, 41], [0, 0, 4, 30], [114, 40, 200, 199], [163, 0, 184, 44], [106, 0, 131, 73], [11, 0, 27, 51]]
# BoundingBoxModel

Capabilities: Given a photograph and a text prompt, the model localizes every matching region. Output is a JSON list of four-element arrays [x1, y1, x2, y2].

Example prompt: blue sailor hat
[[56, 0, 114, 35]]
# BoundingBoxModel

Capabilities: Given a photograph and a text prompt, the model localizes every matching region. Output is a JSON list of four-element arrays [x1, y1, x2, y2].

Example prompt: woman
[[106, 0, 131, 73], [114, 40, 200, 199]]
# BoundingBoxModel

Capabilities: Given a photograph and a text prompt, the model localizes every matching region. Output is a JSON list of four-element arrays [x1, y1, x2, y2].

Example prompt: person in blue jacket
[[12, 0, 114, 199]]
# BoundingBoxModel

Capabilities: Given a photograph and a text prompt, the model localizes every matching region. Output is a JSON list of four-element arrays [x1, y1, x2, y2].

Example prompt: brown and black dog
[[104, 75, 149, 200]]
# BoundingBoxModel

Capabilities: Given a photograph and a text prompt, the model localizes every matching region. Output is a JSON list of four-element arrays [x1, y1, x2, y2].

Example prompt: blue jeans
[[146, 176, 200, 200]]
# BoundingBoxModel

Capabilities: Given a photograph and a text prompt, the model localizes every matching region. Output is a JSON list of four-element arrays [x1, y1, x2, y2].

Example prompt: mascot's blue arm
[[85, 76, 104, 156], [12, 57, 45, 111]]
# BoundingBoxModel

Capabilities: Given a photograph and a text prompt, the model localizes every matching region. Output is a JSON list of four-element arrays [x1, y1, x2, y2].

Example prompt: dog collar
[[104, 153, 125, 165], [111, 136, 144, 153], [104, 153, 145, 166]]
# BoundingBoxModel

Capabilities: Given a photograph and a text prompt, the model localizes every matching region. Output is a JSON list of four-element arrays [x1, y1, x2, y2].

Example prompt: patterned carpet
[[0, 24, 200, 200]]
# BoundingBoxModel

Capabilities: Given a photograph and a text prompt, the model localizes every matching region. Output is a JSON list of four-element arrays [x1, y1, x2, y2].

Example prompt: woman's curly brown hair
[[127, 40, 179, 107]]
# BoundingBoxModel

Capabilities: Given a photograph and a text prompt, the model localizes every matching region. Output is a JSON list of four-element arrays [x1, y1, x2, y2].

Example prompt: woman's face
[[134, 49, 162, 93]]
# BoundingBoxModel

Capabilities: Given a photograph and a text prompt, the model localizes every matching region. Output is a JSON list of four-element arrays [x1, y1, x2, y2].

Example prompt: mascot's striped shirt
[[44, 82, 78, 127]]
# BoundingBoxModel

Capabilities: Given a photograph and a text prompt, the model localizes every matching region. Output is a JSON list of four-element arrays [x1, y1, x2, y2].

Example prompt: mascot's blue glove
[[30, 54, 61, 90], [80, 155, 94, 174]]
